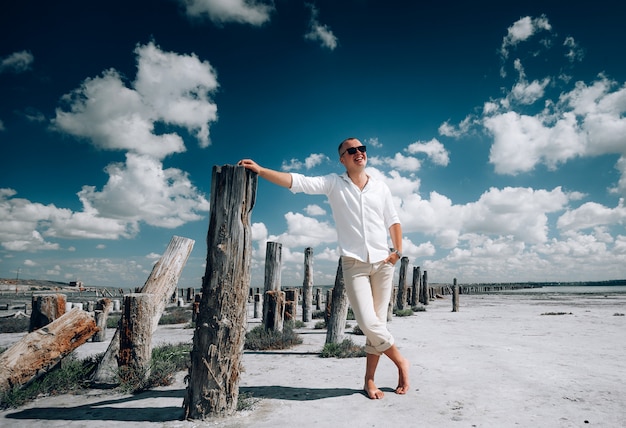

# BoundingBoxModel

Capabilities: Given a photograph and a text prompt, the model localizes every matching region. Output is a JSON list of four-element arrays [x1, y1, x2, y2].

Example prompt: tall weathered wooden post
[[302, 247, 314, 322], [264, 241, 282, 291], [421, 270, 429, 305], [452, 278, 460, 312], [411, 266, 421, 306], [325, 258, 349, 344], [184, 165, 256, 420], [396, 256, 409, 310], [263, 241, 284, 331], [315, 287, 321, 310]]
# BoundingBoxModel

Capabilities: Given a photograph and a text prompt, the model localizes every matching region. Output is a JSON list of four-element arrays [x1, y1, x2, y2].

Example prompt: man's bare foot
[[364, 379, 384, 399], [395, 357, 410, 395]]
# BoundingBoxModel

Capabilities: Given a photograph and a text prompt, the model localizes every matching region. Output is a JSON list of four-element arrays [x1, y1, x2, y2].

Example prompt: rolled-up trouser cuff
[[365, 336, 394, 356]]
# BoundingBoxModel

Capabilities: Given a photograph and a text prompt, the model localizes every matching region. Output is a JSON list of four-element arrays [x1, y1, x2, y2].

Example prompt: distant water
[[504, 285, 626, 295]]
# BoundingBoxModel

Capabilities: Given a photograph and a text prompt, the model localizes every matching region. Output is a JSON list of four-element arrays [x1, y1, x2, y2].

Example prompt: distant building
[[69, 281, 84, 288]]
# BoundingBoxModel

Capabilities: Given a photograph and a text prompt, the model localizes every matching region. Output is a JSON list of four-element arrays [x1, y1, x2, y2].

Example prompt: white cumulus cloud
[[0, 50, 34, 74], [181, 0, 273, 25], [304, 4, 338, 50], [53, 41, 218, 158]]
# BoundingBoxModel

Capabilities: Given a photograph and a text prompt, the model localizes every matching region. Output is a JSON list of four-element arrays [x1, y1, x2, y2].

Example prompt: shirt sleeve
[[290, 173, 334, 195], [382, 183, 400, 229]]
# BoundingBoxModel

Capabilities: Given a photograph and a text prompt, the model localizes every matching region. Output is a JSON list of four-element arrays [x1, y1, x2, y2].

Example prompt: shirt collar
[[340, 171, 373, 188]]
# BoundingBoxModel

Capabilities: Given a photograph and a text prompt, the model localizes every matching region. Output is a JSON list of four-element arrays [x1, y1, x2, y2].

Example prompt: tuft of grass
[[311, 310, 325, 319], [320, 338, 366, 358], [159, 307, 192, 325], [106, 314, 121, 328], [244, 322, 303, 351], [394, 308, 414, 317], [237, 391, 260, 411], [117, 342, 191, 394], [314, 320, 326, 330], [540, 312, 572, 316], [291, 320, 306, 329], [117, 364, 151, 394], [412, 305, 427, 312], [352, 324, 364, 335]]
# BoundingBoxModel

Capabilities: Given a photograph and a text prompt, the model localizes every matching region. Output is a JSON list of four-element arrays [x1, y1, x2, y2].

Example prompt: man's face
[[339, 139, 367, 169]]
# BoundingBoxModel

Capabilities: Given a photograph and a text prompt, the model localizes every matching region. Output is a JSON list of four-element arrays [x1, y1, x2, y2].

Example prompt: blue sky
[[2, 0, 626, 289]]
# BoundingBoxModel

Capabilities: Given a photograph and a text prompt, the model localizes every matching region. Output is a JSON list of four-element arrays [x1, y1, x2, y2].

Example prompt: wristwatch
[[391, 249, 402, 258]]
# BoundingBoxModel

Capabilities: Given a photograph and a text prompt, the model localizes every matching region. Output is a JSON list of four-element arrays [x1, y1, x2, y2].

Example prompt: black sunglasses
[[341, 145, 367, 157]]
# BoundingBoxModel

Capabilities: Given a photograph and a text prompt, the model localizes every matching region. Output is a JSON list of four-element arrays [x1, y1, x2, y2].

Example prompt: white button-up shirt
[[290, 172, 400, 263]]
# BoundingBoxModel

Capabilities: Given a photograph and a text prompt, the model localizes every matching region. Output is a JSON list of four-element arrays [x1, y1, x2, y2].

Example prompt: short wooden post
[[264, 290, 285, 331], [421, 270, 429, 305], [452, 278, 460, 312], [253, 293, 262, 319], [93, 311, 107, 342], [118, 293, 155, 377], [396, 256, 409, 310], [325, 258, 349, 344], [302, 247, 313, 322], [284, 288, 298, 321], [92, 298, 112, 342], [29, 294, 67, 332], [184, 165, 256, 419]]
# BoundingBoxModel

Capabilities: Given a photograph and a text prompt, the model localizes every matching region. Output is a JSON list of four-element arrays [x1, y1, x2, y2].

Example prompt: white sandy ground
[[1, 292, 625, 428]]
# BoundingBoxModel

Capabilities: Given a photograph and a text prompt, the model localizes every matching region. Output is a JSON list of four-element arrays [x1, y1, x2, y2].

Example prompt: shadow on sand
[[5, 389, 186, 423], [4, 384, 374, 423]]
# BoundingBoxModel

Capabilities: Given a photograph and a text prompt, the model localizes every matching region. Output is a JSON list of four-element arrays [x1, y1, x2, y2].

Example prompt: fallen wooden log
[[0, 307, 98, 393]]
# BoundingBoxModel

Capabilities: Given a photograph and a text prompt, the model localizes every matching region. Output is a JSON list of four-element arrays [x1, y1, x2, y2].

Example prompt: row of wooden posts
[[242, 241, 462, 334]]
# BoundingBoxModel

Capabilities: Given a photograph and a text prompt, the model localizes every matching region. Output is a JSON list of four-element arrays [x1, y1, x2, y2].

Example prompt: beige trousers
[[341, 256, 395, 355]]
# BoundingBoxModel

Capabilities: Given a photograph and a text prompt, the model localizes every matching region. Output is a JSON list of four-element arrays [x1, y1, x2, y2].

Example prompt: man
[[238, 137, 410, 399]]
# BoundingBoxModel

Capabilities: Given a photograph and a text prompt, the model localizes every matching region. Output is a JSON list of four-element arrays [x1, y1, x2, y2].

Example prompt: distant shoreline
[[1, 277, 626, 292]]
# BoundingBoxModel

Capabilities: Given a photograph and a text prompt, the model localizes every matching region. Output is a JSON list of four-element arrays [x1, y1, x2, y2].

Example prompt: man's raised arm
[[238, 159, 293, 189]]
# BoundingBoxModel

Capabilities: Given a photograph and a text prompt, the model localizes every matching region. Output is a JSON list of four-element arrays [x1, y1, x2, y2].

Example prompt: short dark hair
[[338, 137, 358, 155]]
